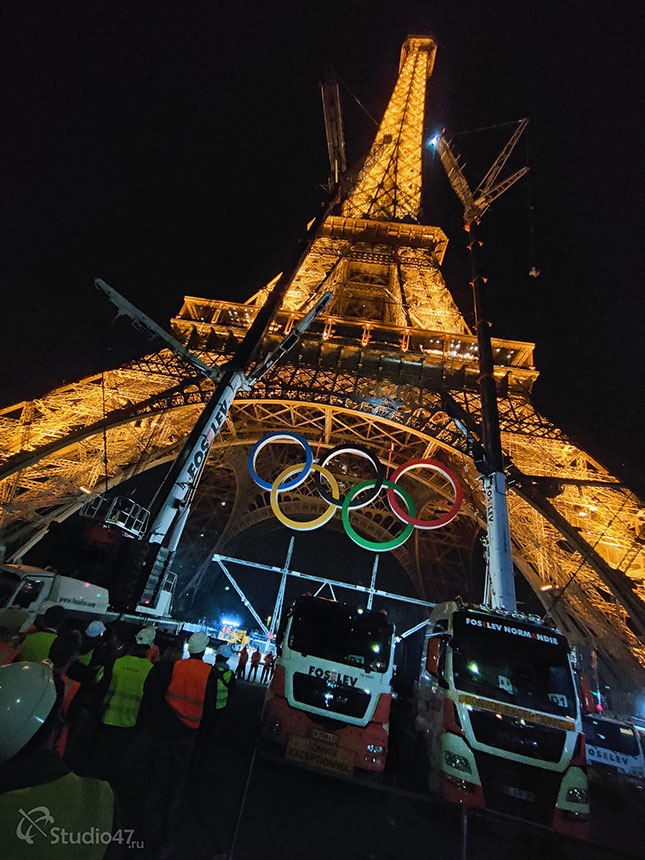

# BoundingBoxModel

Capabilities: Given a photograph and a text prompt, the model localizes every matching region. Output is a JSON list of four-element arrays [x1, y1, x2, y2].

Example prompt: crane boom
[[433, 119, 529, 225], [320, 70, 347, 191]]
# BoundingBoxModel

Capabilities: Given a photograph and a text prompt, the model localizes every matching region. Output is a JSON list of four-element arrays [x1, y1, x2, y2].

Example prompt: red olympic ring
[[386, 458, 463, 529]]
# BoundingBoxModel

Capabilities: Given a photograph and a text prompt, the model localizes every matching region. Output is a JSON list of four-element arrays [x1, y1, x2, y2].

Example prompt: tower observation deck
[[1, 37, 644, 696]]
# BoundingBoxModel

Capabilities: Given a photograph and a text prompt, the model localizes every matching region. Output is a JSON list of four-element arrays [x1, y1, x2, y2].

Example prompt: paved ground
[[119, 680, 644, 859]]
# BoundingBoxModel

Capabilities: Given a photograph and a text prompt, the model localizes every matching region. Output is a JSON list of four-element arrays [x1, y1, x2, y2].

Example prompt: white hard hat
[[0, 662, 57, 762], [216, 643, 233, 660], [136, 626, 156, 646], [85, 620, 106, 638], [188, 632, 209, 654]]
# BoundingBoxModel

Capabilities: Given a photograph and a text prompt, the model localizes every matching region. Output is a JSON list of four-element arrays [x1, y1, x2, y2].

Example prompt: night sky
[[2, 2, 643, 496]]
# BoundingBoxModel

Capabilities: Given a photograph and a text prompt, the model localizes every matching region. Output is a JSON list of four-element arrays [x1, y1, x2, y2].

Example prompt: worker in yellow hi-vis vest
[[92, 627, 153, 793], [0, 661, 120, 859], [17, 605, 67, 663]]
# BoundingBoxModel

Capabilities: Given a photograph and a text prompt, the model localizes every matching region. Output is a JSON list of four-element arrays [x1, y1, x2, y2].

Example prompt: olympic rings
[[270, 464, 340, 531], [314, 444, 384, 509], [342, 480, 416, 552], [248, 431, 312, 491], [386, 459, 464, 529], [248, 433, 463, 550]]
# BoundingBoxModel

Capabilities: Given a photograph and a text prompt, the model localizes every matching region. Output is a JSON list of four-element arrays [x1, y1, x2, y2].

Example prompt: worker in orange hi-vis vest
[[249, 647, 262, 682], [140, 634, 234, 854], [260, 651, 275, 684], [236, 645, 249, 680]]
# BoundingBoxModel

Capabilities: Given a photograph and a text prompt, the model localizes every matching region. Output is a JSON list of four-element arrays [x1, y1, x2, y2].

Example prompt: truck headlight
[[445, 751, 472, 774], [566, 787, 588, 804], [367, 744, 384, 754]]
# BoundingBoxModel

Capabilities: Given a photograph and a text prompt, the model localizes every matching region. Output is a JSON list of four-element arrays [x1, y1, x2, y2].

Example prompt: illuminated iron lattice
[[1, 37, 644, 689]]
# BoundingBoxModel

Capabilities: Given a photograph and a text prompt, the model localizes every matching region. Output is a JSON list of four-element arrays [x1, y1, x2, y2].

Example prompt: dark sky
[[2, 2, 643, 494]]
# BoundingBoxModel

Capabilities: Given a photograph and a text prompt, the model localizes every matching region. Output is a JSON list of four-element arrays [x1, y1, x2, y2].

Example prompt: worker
[[48, 630, 83, 756], [210, 643, 235, 728], [163, 631, 214, 728], [101, 629, 153, 728], [138, 625, 160, 663], [0, 661, 119, 858], [260, 650, 275, 684], [92, 629, 153, 790], [0, 607, 29, 666], [141, 632, 225, 853], [249, 646, 262, 682], [236, 644, 249, 680], [17, 604, 67, 662], [78, 619, 106, 666], [181, 643, 235, 780], [64, 622, 121, 774]]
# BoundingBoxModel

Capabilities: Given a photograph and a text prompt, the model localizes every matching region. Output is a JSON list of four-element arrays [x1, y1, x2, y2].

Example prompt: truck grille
[[474, 750, 561, 826], [469, 709, 566, 763], [292, 673, 370, 719]]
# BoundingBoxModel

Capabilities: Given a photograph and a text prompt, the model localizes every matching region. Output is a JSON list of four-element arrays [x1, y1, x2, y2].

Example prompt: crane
[[431, 119, 529, 611]]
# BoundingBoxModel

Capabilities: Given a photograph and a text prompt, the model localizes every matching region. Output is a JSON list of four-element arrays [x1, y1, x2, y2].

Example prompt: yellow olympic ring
[[270, 463, 340, 531]]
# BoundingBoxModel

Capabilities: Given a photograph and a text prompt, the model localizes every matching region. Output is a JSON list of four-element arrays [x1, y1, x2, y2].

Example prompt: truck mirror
[[426, 637, 441, 675]]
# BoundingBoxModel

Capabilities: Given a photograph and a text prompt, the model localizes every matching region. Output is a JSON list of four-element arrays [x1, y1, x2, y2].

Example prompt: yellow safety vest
[[78, 649, 94, 666], [102, 655, 152, 728], [0, 771, 114, 859], [215, 666, 233, 710], [19, 631, 57, 663]]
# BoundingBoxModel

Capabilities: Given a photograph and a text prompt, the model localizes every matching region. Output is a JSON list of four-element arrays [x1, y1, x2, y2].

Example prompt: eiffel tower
[[1, 36, 644, 695]]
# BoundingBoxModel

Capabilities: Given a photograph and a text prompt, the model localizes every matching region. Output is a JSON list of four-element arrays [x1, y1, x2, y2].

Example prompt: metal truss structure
[[1, 37, 644, 691]]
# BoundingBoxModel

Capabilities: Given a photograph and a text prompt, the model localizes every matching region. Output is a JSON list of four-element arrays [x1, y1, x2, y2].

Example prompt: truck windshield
[[450, 612, 576, 718], [582, 716, 640, 756], [11, 577, 44, 609], [287, 598, 392, 673]]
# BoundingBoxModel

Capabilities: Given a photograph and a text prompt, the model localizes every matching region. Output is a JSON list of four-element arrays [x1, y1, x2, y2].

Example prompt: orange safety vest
[[164, 658, 213, 729], [54, 672, 81, 757]]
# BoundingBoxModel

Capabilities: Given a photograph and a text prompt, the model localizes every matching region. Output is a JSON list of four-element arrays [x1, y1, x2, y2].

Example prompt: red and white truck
[[261, 595, 395, 778], [415, 600, 590, 838]]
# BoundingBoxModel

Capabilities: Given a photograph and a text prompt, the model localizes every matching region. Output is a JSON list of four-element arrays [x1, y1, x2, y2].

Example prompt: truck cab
[[582, 713, 645, 786], [1, 564, 110, 629], [415, 600, 590, 838], [262, 596, 395, 777]]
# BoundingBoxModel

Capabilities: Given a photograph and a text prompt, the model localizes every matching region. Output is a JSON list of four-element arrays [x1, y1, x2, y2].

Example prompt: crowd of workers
[[234, 644, 275, 684], [0, 605, 276, 858]]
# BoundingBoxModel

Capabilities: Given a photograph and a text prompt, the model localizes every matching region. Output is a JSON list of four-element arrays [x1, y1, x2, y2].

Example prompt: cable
[[334, 70, 380, 128], [524, 128, 540, 278], [450, 119, 523, 138]]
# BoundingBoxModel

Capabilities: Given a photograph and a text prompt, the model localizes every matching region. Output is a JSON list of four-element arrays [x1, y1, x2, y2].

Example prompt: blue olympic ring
[[247, 431, 313, 491]]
